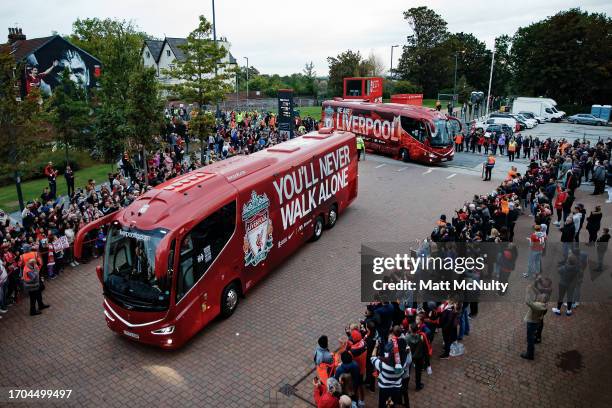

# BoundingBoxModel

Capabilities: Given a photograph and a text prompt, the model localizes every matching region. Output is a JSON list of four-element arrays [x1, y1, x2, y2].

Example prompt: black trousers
[[412, 357, 424, 387], [508, 151, 515, 161], [442, 328, 456, 356], [29, 289, 43, 313], [484, 166, 493, 180], [558, 283, 575, 310], [67, 181, 75, 197], [49, 181, 57, 199]]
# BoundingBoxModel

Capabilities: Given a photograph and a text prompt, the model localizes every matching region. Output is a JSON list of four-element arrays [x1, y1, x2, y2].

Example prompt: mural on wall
[[22, 37, 100, 96]]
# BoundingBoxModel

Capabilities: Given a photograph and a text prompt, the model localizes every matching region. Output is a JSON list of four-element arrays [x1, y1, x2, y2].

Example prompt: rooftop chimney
[[8, 27, 26, 44]]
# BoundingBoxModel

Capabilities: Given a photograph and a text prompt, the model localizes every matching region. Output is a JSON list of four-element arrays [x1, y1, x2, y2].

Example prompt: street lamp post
[[453, 50, 465, 113], [212, 0, 220, 118], [485, 47, 496, 118], [244, 56, 249, 110], [390, 45, 399, 78]]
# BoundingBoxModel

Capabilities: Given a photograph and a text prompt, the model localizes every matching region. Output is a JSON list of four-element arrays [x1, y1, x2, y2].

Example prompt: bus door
[[448, 116, 464, 139], [400, 116, 427, 157], [174, 200, 237, 326]]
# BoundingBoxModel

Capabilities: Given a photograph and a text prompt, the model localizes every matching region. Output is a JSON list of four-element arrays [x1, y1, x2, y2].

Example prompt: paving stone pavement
[[1, 157, 611, 408]]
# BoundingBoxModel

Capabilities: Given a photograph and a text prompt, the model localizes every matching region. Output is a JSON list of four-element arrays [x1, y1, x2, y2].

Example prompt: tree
[[47, 68, 91, 167], [396, 6, 450, 98], [70, 18, 147, 161], [189, 109, 215, 163], [0, 46, 48, 210], [126, 66, 163, 184], [511, 8, 612, 111], [491, 35, 512, 97], [164, 15, 235, 109], [303, 61, 316, 96], [444, 32, 491, 93], [327, 50, 365, 97], [363, 52, 387, 77]]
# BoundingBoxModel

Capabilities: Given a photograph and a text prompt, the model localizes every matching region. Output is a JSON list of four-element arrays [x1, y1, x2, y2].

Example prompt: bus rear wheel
[[326, 204, 338, 229], [310, 215, 324, 242], [400, 149, 410, 163], [220, 282, 240, 318]]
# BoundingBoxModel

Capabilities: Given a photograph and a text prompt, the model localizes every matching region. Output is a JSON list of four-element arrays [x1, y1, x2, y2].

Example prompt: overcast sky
[[1, 0, 610, 75]]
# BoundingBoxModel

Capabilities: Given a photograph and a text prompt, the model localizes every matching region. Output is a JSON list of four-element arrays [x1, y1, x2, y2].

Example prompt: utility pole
[[212, 0, 220, 119], [390, 45, 399, 79], [485, 47, 495, 118], [244, 56, 249, 110]]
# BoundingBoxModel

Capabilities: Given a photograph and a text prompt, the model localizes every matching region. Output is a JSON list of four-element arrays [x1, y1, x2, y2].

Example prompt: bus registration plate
[[123, 330, 139, 339]]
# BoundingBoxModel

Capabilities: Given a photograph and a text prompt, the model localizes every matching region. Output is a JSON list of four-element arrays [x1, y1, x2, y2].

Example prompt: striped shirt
[[371, 355, 410, 388]]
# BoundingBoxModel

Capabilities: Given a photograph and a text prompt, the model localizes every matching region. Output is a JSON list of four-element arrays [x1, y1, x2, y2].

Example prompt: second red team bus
[[74, 129, 358, 348], [322, 100, 461, 164]]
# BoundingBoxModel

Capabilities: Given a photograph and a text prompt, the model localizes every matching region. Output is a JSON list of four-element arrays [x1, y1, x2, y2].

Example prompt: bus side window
[[176, 201, 237, 302], [400, 116, 425, 142]]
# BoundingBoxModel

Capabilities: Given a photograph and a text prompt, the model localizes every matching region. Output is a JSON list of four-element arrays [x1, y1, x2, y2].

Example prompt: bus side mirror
[[96, 265, 103, 284]]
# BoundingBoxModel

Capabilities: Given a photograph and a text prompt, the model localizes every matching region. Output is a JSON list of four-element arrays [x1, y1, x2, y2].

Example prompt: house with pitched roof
[[4, 27, 101, 97], [142, 36, 236, 87]]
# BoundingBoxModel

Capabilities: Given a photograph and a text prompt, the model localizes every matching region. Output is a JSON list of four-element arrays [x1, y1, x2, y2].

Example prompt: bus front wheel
[[220, 282, 240, 318], [400, 149, 410, 163]]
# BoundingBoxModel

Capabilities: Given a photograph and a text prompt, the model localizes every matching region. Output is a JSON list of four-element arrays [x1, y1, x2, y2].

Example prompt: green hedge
[[0, 150, 97, 187]]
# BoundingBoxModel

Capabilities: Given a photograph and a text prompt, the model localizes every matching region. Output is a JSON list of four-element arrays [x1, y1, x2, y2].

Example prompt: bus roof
[[323, 99, 448, 121], [114, 130, 355, 231]]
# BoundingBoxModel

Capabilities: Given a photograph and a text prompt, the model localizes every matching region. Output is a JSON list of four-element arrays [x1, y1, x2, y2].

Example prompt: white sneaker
[[552, 307, 561, 315], [566, 310, 572, 316], [554, 221, 560, 226], [0, 309, 7, 314], [573, 302, 579, 308]]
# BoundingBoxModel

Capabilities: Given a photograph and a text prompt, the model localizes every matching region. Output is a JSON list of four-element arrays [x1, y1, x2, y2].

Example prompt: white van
[[512, 99, 564, 122]]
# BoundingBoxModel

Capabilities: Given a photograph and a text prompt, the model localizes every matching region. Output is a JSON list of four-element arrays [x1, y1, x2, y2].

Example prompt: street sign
[[278, 89, 295, 139]]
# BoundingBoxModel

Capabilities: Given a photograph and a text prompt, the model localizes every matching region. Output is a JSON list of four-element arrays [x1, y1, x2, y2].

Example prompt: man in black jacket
[[560, 216, 576, 264]]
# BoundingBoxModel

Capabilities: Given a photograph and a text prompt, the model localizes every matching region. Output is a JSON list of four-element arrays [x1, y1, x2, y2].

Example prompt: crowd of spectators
[[0, 109, 316, 318], [311, 136, 612, 407]]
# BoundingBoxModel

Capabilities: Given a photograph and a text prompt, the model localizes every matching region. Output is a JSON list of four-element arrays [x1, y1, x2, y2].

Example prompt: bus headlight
[[429, 153, 437, 158], [151, 325, 175, 335]]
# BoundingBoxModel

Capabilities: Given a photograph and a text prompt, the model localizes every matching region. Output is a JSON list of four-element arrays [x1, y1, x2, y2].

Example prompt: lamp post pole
[[212, 0, 220, 119], [390, 45, 399, 78], [485, 47, 495, 118], [244, 56, 249, 110]]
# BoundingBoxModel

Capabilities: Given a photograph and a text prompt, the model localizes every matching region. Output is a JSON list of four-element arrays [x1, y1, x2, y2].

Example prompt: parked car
[[567, 114, 608, 126], [484, 124, 513, 139], [518, 111, 545, 124], [510, 113, 537, 128]]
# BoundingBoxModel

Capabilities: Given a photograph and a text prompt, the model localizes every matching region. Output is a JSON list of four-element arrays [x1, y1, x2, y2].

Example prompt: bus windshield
[[103, 225, 171, 311], [430, 119, 452, 147]]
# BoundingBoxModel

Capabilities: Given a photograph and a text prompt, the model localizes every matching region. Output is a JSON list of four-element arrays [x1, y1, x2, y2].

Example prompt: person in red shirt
[[312, 377, 340, 408], [44, 161, 59, 199], [554, 185, 568, 226], [525, 225, 545, 278], [25, 60, 58, 95]]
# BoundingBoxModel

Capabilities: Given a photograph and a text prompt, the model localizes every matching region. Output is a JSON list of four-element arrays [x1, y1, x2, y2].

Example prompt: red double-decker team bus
[[74, 129, 358, 348], [322, 100, 461, 164]]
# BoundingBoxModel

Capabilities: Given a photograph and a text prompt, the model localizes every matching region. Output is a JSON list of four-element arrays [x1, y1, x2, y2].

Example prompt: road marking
[[446, 173, 457, 179], [422, 169, 433, 175], [375, 164, 386, 169], [398, 167, 408, 172]]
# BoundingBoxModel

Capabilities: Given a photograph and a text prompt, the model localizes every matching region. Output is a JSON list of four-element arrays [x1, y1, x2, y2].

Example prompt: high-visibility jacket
[[501, 199, 510, 215], [356, 136, 365, 150], [454, 134, 463, 144], [508, 142, 517, 152], [486, 156, 496, 167], [20, 251, 40, 273], [315, 354, 336, 385]]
